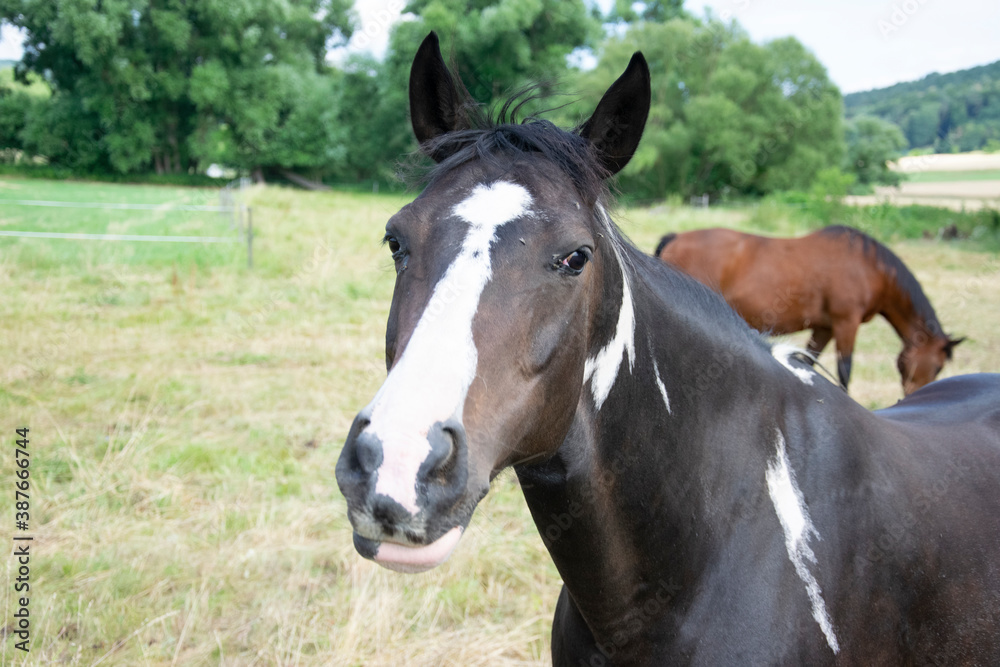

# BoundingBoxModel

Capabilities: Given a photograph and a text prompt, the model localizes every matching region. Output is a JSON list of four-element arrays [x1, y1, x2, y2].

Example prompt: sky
[[3, 0, 1000, 94], [682, 0, 1000, 93]]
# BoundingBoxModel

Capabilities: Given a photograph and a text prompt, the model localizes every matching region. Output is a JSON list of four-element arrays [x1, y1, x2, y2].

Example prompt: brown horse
[[654, 226, 963, 394]]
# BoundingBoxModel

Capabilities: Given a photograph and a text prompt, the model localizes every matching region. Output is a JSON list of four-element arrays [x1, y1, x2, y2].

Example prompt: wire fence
[[0, 177, 256, 268]]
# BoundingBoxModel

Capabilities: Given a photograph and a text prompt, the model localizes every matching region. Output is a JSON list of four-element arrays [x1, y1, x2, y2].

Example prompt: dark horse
[[337, 33, 1000, 665], [655, 227, 964, 394]]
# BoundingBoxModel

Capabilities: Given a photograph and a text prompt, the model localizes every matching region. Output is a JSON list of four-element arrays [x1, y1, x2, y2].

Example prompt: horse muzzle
[[336, 411, 479, 572]]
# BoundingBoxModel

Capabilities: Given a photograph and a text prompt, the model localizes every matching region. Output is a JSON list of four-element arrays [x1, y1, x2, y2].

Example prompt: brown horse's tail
[[654, 233, 677, 258]]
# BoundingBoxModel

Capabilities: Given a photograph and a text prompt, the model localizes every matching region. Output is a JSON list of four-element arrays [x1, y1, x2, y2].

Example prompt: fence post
[[246, 206, 253, 270]]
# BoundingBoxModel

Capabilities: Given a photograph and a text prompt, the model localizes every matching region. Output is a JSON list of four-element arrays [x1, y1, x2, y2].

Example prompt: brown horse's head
[[897, 335, 965, 395], [335, 33, 650, 572]]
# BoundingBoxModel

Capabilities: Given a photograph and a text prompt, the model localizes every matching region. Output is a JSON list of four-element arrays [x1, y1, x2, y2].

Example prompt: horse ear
[[945, 336, 966, 358], [409, 32, 471, 160], [577, 52, 651, 176]]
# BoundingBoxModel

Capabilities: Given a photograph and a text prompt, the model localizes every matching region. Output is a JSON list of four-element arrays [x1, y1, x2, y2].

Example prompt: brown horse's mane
[[819, 225, 944, 338]]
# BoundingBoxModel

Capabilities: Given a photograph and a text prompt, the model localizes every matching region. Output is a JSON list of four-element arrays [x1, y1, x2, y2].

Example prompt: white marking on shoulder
[[652, 358, 672, 414], [766, 430, 840, 654], [365, 181, 532, 514], [772, 343, 815, 385]]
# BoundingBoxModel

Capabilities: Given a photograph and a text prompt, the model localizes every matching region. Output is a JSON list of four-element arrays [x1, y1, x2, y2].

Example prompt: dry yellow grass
[[0, 181, 997, 666]]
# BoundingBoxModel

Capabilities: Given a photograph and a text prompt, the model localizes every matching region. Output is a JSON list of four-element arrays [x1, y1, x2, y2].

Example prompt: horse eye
[[560, 250, 589, 274], [385, 236, 401, 255]]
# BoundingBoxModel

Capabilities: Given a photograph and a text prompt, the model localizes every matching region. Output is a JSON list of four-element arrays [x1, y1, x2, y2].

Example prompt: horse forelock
[[409, 96, 612, 208], [819, 226, 945, 339]]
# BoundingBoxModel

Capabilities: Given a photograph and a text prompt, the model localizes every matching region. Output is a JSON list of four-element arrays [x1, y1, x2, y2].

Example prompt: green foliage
[[608, 0, 686, 24], [844, 115, 908, 186], [21, 93, 110, 172], [569, 19, 844, 200], [190, 65, 350, 177], [0, 0, 355, 175], [844, 59, 1000, 153], [391, 0, 600, 104], [0, 64, 51, 98], [317, 0, 600, 185], [0, 89, 31, 155], [804, 166, 855, 221], [763, 188, 1000, 245], [0, 65, 50, 161], [323, 54, 412, 184]]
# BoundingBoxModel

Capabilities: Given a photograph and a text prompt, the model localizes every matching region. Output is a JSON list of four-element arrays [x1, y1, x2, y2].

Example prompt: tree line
[[845, 60, 1000, 154], [0, 0, 907, 198]]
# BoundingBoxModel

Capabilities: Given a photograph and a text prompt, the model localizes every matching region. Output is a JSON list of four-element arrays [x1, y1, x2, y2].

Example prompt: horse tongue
[[374, 527, 464, 573]]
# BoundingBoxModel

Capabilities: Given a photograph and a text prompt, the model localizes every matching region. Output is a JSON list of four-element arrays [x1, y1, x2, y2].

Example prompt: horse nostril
[[353, 428, 383, 475], [425, 420, 466, 481]]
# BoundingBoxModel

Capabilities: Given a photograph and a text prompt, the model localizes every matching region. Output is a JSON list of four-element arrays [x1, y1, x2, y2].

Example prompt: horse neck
[[517, 244, 803, 648], [876, 259, 944, 345]]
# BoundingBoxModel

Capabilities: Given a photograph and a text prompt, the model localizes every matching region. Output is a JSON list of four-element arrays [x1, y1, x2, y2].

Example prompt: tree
[[844, 59, 1000, 153], [0, 0, 355, 175], [571, 18, 844, 199], [388, 0, 601, 105], [323, 54, 413, 184], [608, 0, 685, 24], [844, 115, 907, 187], [0, 66, 48, 160], [327, 0, 600, 186]]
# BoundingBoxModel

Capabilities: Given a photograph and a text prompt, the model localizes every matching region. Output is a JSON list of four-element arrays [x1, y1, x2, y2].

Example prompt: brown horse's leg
[[805, 327, 833, 365], [832, 318, 861, 391]]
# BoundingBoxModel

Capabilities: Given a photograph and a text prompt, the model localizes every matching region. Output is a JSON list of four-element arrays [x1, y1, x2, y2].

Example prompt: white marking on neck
[[772, 343, 815, 385], [765, 430, 840, 654], [582, 207, 635, 410], [583, 265, 635, 410], [365, 181, 532, 514], [651, 358, 672, 415]]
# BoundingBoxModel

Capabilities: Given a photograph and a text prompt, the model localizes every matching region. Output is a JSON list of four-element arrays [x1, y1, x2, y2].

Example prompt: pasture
[[849, 151, 1000, 211], [1, 178, 999, 665]]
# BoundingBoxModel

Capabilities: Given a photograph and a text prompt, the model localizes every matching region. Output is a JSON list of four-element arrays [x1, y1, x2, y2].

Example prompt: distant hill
[[0, 60, 17, 69], [844, 60, 1000, 153]]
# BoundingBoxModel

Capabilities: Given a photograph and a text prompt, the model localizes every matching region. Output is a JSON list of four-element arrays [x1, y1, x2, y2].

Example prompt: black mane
[[411, 94, 611, 208], [819, 225, 945, 337]]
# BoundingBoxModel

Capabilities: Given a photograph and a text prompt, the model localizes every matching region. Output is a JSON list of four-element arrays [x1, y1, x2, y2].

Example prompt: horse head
[[336, 32, 650, 572], [898, 333, 965, 395]]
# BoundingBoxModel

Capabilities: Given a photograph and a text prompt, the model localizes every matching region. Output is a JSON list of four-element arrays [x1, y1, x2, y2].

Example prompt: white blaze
[[766, 430, 840, 654], [365, 181, 532, 514]]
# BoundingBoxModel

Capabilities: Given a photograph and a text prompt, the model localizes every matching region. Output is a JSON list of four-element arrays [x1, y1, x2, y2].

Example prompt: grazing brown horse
[[654, 226, 964, 394]]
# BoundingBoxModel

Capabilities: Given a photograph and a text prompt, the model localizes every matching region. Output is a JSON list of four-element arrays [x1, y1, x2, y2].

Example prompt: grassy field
[[905, 169, 1000, 183], [1, 178, 999, 665], [856, 152, 1000, 211], [0, 178, 243, 270]]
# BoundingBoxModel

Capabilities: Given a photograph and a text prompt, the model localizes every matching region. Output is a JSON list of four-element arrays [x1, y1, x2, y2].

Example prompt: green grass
[[904, 169, 1000, 183], [1, 177, 998, 665], [0, 178, 245, 270], [0, 65, 51, 99]]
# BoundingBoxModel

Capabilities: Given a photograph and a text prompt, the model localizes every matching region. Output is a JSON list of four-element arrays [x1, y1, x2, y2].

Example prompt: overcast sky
[[4, 0, 999, 94]]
